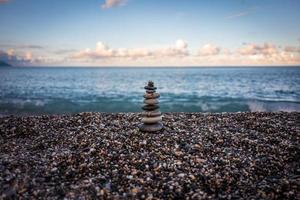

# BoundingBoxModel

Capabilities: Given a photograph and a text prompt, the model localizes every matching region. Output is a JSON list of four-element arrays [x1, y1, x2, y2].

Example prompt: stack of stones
[[138, 81, 163, 132]]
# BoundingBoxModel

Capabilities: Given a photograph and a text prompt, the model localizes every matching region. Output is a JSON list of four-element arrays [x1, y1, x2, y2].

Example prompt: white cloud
[[70, 40, 300, 66], [284, 46, 300, 53], [225, 11, 251, 19], [72, 40, 189, 60], [25, 52, 33, 61], [176, 39, 188, 49], [101, 0, 127, 9], [7, 49, 14, 57], [3, 39, 300, 66], [225, 7, 257, 20], [154, 39, 189, 57], [198, 44, 220, 56], [237, 43, 278, 56]]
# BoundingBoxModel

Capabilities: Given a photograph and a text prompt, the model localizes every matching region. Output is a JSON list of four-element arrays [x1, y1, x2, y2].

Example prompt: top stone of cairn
[[144, 81, 157, 90]]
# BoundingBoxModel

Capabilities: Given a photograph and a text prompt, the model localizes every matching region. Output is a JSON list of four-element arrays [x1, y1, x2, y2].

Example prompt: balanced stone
[[146, 89, 155, 93], [141, 111, 161, 117], [142, 104, 159, 111], [143, 99, 158, 105], [142, 116, 162, 124], [144, 86, 157, 90], [138, 122, 163, 132], [139, 81, 163, 132], [144, 93, 160, 99]]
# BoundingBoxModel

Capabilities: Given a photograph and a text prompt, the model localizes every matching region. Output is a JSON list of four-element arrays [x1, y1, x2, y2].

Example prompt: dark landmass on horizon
[[0, 61, 12, 67]]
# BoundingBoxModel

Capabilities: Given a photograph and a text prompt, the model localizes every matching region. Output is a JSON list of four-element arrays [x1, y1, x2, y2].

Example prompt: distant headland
[[0, 61, 12, 67]]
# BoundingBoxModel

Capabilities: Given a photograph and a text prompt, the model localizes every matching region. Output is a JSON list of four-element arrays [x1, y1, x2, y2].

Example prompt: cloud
[[53, 49, 77, 54], [7, 49, 14, 56], [225, 7, 256, 19], [72, 40, 189, 60], [198, 44, 220, 56], [0, 44, 44, 49], [70, 39, 300, 66], [284, 46, 300, 53], [154, 39, 189, 57], [233, 42, 300, 65], [226, 11, 251, 19], [237, 43, 278, 56], [101, 0, 127, 9], [20, 45, 43, 49], [25, 52, 33, 61], [3, 39, 300, 66], [0, 0, 9, 4]]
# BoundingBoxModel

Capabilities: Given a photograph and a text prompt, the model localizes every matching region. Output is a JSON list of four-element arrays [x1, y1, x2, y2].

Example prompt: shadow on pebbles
[[0, 112, 299, 199]]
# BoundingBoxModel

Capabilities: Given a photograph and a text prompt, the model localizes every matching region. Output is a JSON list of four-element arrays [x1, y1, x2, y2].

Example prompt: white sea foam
[[248, 101, 300, 112]]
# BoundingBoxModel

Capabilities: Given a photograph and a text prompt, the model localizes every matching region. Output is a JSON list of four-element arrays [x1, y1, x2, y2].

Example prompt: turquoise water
[[0, 67, 299, 115]]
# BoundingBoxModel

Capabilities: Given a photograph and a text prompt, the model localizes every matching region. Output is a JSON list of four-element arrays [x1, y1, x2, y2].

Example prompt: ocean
[[0, 67, 299, 115]]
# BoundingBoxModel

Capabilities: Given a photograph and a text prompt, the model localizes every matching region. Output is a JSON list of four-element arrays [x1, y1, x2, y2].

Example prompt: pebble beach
[[0, 112, 299, 199]]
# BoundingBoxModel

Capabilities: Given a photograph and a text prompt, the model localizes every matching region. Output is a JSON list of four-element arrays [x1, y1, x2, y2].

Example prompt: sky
[[0, 0, 300, 66]]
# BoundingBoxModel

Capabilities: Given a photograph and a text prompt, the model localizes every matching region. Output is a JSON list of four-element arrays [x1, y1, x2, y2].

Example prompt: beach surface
[[0, 112, 299, 199]]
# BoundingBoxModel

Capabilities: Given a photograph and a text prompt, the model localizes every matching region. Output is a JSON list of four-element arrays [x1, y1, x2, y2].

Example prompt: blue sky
[[0, 0, 300, 66]]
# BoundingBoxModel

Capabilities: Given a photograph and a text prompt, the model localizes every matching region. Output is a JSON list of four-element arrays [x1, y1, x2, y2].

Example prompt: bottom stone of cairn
[[138, 121, 163, 132]]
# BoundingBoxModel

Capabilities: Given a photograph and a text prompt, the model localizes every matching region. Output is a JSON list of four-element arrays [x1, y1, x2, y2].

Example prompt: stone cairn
[[138, 81, 163, 132]]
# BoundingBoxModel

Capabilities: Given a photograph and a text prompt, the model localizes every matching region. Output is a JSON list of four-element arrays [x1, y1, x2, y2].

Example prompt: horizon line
[[8, 65, 300, 68]]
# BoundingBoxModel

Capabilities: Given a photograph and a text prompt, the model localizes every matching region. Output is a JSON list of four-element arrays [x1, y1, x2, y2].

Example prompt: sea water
[[0, 67, 299, 115]]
